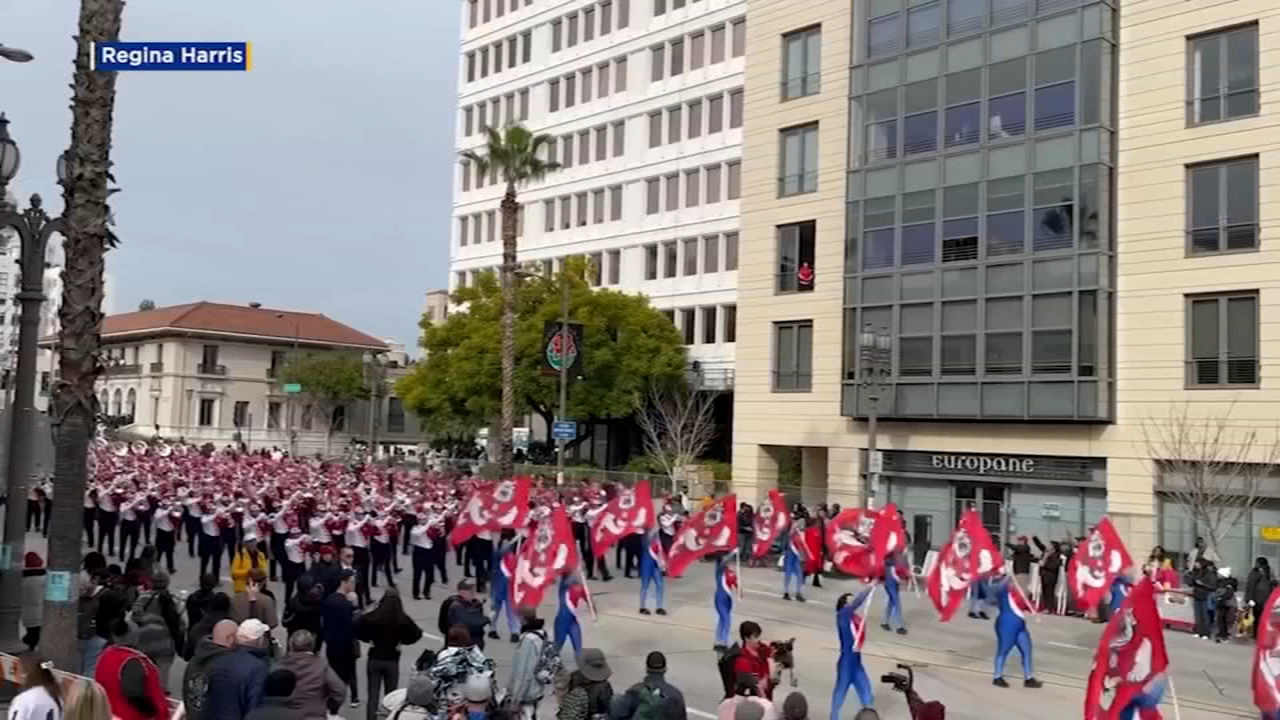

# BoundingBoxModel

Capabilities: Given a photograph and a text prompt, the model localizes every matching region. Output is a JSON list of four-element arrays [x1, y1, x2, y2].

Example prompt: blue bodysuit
[[830, 589, 874, 719], [881, 555, 906, 632], [489, 541, 519, 636], [553, 575, 585, 657], [639, 530, 665, 612], [714, 555, 737, 647], [783, 528, 807, 597], [992, 578, 1037, 683]]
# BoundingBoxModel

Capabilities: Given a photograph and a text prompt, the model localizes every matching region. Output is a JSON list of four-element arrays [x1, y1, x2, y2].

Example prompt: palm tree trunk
[[42, 0, 124, 673], [497, 185, 519, 477]]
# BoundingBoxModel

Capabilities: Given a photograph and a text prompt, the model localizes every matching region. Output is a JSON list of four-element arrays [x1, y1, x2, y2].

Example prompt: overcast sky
[[2, 0, 459, 350]]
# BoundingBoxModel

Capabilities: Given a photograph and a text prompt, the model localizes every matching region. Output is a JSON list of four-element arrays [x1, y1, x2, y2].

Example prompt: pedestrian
[[205, 619, 273, 720], [310, 545, 340, 596], [424, 626, 496, 713], [91, 571, 131, 675], [1214, 575, 1239, 642], [94, 619, 171, 720], [446, 579, 491, 650], [1033, 539, 1063, 613], [182, 619, 237, 720], [231, 570, 279, 629], [130, 572, 185, 692], [322, 569, 361, 709], [507, 608, 553, 720], [716, 674, 775, 720], [609, 650, 687, 720], [1248, 557, 1276, 638], [22, 552, 46, 651], [1006, 537, 1034, 593], [729, 622, 775, 700], [283, 576, 325, 651], [557, 648, 613, 720], [232, 536, 269, 594], [11, 654, 64, 720], [356, 587, 423, 720], [65, 681, 111, 720], [77, 570, 110, 678], [184, 592, 232, 661], [276, 630, 346, 720], [781, 693, 807, 720], [186, 574, 220, 629], [1190, 557, 1217, 639], [244, 669, 303, 720]]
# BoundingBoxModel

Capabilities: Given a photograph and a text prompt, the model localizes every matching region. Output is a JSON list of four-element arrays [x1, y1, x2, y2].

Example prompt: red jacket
[[732, 642, 775, 699], [95, 645, 170, 720]]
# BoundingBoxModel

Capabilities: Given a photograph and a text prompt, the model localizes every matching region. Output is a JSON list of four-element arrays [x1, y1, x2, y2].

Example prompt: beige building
[[733, 0, 1276, 570], [41, 301, 427, 456]]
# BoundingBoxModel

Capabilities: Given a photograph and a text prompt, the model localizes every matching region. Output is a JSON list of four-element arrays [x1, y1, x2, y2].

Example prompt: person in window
[[795, 262, 813, 290]]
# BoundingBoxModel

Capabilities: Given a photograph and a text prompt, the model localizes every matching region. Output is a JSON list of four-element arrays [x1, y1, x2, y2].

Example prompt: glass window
[[903, 111, 937, 155], [612, 120, 626, 156], [990, 0, 1027, 25], [685, 168, 701, 206], [729, 90, 744, 128], [1032, 330, 1072, 374], [616, 57, 628, 91], [593, 189, 605, 223], [654, 0, 665, 15], [1188, 157, 1259, 254], [663, 241, 678, 278], [1189, 293, 1258, 386], [942, 218, 978, 263], [709, 94, 725, 133], [610, 185, 623, 220], [702, 307, 718, 344], [681, 309, 696, 345], [1033, 169, 1074, 252], [899, 336, 933, 377], [779, 124, 819, 196], [783, 26, 822, 100], [773, 321, 814, 392], [724, 305, 737, 342], [1189, 25, 1258, 125], [575, 193, 588, 226], [732, 19, 746, 57], [548, 80, 560, 112], [868, 13, 900, 58], [725, 232, 739, 270], [598, 63, 611, 97], [711, 26, 727, 63], [649, 112, 663, 147], [707, 164, 722, 203], [595, 127, 608, 161], [941, 335, 976, 375], [690, 32, 705, 70], [645, 244, 658, 279], [777, 221, 817, 292], [584, 7, 595, 41], [705, 235, 720, 272], [727, 162, 741, 199], [985, 332, 1022, 375], [901, 224, 935, 265], [567, 13, 579, 46], [601, 1, 613, 34], [668, 106, 683, 143], [651, 46, 665, 81], [665, 174, 679, 211], [987, 210, 1025, 256], [552, 20, 563, 52], [1034, 82, 1075, 130], [582, 68, 594, 103], [671, 39, 685, 76], [565, 74, 577, 107], [619, 0, 629, 27], [907, 3, 941, 48], [688, 99, 703, 138], [646, 178, 660, 214], [989, 93, 1026, 139], [578, 131, 590, 164], [863, 229, 895, 270], [948, 0, 983, 36], [683, 237, 699, 276]]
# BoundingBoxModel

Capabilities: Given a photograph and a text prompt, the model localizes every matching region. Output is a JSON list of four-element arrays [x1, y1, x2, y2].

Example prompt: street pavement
[[19, 532, 1260, 720]]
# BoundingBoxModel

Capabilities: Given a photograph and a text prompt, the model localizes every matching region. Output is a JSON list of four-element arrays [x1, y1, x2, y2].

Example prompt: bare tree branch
[[1139, 399, 1280, 563], [635, 384, 720, 490]]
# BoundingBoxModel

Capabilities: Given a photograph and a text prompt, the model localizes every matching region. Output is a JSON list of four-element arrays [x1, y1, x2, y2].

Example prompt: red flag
[[1254, 586, 1280, 716], [926, 509, 1003, 622], [511, 505, 579, 608], [1067, 517, 1134, 611], [825, 508, 882, 578], [667, 494, 737, 578], [871, 503, 909, 568], [1084, 578, 1169, 720], [802, 526, 824, 576], [751, 489, 790, 559], [449, 477, 532, 547], [590, 480, 655, 558]]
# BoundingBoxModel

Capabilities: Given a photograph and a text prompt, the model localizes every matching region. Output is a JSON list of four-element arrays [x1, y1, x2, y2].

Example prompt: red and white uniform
[[200, 508, 221, 537], [120, 498, 139, 522], [309, 515, 331, 544], [409, 523, 432, 550], [154, 507, 178, 533], [346, 515, 369, 548], [285, 534, 310, 564], [272, 511, 291, 536], [97, 490, 118, 513]]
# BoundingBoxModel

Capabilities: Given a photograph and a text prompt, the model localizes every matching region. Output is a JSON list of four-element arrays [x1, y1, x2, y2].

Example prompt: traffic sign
[[552, 421, 577, 441], [283, 383, 303, 394]]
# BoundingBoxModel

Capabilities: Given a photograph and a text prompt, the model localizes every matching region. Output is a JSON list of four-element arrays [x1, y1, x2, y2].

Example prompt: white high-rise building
[[450, 0, 745, 390]]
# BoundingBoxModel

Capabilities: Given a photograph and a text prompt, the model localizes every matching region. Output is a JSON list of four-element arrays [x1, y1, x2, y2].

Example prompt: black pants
[[1216, 603, 1234, 639], [574, 526, 610, 581], [353, 546, 372, 606], [660, 532, 674, 554], [119, 519, 141, 561], [83, 508, 96, 546], [155, 529, 177, 573], [138, 509, 154, 545], [371, 541, 395, 588], [184, 513, 200, 557], [456, 543, 468, 575], [622, 534, 641, 577], [412, 547, 434, 598], [365, 658, 398, 720], [326, 647, 358, 703], [221, 529, 238, 564], [283, 559, 304, 604], [25, 500, 41, 533], [431, 543, 448, 585], [400, 515, 417, 554], [269, 532, 287, 581], [199, 534, 223, 577], [97, 510, 118, 556], [467, 537, 493, 592], [40, 500, 49, 536]]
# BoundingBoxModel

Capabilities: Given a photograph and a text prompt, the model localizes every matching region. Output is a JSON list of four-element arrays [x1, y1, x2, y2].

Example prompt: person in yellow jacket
[[231, 534, 269, 594]]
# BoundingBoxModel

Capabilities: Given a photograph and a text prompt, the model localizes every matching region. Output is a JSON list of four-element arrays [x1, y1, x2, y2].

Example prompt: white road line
[[1047, 641, 1090, 651], [688, 709, 718, 719]]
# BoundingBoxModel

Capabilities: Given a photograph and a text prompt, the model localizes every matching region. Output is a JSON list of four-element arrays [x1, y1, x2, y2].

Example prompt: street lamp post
[[0, 114, 65, 648], [554, 274, 569, 486], [858, 323, 892, 509]]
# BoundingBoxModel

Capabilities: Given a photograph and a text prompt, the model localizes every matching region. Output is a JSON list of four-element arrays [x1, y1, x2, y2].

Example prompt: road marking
[[688, 709, 717, 719], [1048, 641, 1090, 651]]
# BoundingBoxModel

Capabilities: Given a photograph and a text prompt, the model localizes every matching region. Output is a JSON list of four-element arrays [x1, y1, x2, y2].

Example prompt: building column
[[732, 443, 780, 506], [827, 446, 864, 510], [1106, 455, 1158, 557], [801, 447, 829, 508]]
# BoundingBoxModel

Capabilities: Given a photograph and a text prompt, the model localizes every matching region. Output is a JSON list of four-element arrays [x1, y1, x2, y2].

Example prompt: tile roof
[[95, 302, 387, 350]]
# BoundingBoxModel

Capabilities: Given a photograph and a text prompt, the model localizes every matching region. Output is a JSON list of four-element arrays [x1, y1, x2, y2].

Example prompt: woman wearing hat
[[556, 648, 613, 720]]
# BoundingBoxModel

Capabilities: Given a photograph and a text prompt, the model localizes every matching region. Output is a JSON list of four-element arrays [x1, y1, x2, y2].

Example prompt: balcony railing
[[688, 367, 734, 392], [149, 362, 164, 373], [197, 363, 227, 376], [104, 363, 141, 376]]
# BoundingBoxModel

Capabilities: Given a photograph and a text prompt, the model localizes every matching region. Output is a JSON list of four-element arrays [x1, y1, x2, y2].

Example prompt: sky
[[2, 0, 460, 351]]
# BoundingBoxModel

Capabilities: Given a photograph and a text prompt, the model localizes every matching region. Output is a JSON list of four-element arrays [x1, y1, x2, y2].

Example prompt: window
[[582, 68, 594, 103], [704, 235, 720, 273], [782, 26, 821, 99], [479, 47, 489, 77], [463, 107, 473, 136], [456, 271, 467, 289], [729, 90, 744, 128], [683, 237, 698, 275], [609, 185, 623, 220], [663, 241, 678, 278], [690, 32, 705, 70], [646, 178, 661, 214], [612, 120, 626, 156], [466, 52, 476, 82], [708, 94, 725, 133], [654, 0, 666, 15], [519, 89, 529, 120], [619, 0, 629, 27], [469, 0, 479, 28], [578, 131, 590, 164], [711, 26, 727, 63], [1188, 292, 1258, 386], [1188, 156, 1258, 254], [595, 126, 607, 161], [988, 58, 1026, 139], [387, 397, 406, 433], [773, 321, 813, 391], [702, 307, 718, 344], [615, 57, 628, 91], [779, 124, 819, 196], [461, 162, 471, 192], [601, 1, 613, 34], [593, 189, 605, 223], [651, 46, 665, 82], [584, 7, 595, 41], [1033, 46, 1075, 131], [681, 309, 696, 345], [198, 398, 216, 427], [727, 161, 741, 199], [543, 200, 555, 232], [589, 252, 603, 285], [561, 134, 574, 167], [706, 164, 722, 203], [868, 12, 899, 58], [1189, 25, 1258, 125], [685, 169, 700, 207], [523, 31, 532, 63], [552, 19, 563, 52], [724, 305, 737, 342], [607, 250, 620, 284], [665, 173, 679, 211], [907, 2, 940, 47], [200, 344, 219, 372], [688, 100, 703, 138], [233, 401, 249, 428], [645, 244, 659, 279], [565, 74, 577, 107], [267, 401, 282, 429], [670, 39, 684, 76], [731, 19, 746, 57], [725, 232, 739, 270], [486, 210, 497, 242], [567, 13, 579, 46], [473, 215, 483, 244], [576, 193, 588, 227], [649, 112, 663, 147], [549, 79, 560, 112], [777, 220, 816, 292], [560, 196, 571, 229]]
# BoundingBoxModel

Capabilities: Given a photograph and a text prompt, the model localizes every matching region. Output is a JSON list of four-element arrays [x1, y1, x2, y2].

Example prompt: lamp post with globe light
[[0, 113, 67, 650]]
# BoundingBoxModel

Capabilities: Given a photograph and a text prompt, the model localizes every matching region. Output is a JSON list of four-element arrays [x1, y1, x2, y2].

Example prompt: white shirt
[[154, 509, 177, 532], [272, 512, 291, 535], [120, 500, 138, 522], [345, 520, 368, 548], [659, 512, 678, 534], [97, 493, 117, 513], [410, 525, 432, 549], [569, 502, 587, 524], [201, 514, 221, 537], [84, 491, 96, 510], [242, 514, 262, 535], [374, 526, 392, 544], [285, 536, 308, 563], [309, 517, 331, 543], [9, 686, 62, 720]]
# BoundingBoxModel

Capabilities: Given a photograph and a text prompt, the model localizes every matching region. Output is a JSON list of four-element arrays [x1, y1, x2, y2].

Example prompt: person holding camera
[[830, 590, 874, 720]]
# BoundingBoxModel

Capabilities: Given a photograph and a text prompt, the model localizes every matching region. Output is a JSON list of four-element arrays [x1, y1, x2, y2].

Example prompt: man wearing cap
[[446, 579, 491, 650], [205, 618, 272, 720], [610, 651, 687, 720]]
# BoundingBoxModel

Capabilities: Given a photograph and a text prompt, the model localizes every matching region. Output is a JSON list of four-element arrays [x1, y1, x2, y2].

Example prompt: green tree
[[460, 125, 559, 477], [398, 258, 688, 453], [137, 298, 156, 311], [279, 352, 370, 456]]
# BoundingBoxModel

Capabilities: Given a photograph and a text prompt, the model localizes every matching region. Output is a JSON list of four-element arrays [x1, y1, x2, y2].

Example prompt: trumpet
[[94, 436, 109, 450], [131, 440, 148, 456], [156, 442, 173, 458], [111, 441, 129, 457]]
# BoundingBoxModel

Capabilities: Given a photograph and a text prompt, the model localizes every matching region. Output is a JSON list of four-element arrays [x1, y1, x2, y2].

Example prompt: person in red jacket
[[732, 621, 776, 699], [95, 619, 171, 720]]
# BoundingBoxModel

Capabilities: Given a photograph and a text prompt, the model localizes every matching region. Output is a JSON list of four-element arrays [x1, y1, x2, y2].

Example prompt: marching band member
[[990, 573, 1043, 689], [569, 492, 590, 568], [880, 551, 909, 635], [468, 528, 495, 594], [346, 510, 373, 607], [137, 487, 155, 546], [831, 589, 875, 718], [409, 511, 435, 600], [282, 525, 311, 603], [182, 488, 201, 559], [714, 553, 738, 652], [370, 513, 397, 588], [782, 517, 808, 602], [309, 505, 332, 549], [658, 500, 680, 555], [118, 493, 141, 562], [220, 499, 241, 565], [198, 495, 224, 577], [425, 505, 448, 587], [584, 498, 612, 582], [488, 535, 520, 643], [153, 501, 181, 574], [269, 504, 291, 583], [96, 482, 121, 557], [83, 487, 98, 547], [554, 574, 589, 658], [638, 528, 667, 616]]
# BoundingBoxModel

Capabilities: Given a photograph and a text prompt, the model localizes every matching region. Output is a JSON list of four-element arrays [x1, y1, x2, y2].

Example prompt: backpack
[[77, 590, 101, 640], [438, 596, 457, 636], [533, 632, 563, 685], [717, 644, 742, 699], [631, 683, 665, 720]]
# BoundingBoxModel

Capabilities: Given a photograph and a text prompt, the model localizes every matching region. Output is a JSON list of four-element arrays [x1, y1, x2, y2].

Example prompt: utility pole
[[858, 324, 892, 509], [555, 274, 569, 486]]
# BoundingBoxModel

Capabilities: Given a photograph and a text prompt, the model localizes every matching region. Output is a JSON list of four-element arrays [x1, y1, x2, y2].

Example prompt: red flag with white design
[[511, 505, 579, 608], [1084, 578, 1169, 720], [449, 477, 532, 547], [1067, 517, 1134, 611], [751, 489, 790, 559], [825, 508, 881, 578], [926, 509, 1003, 622], [871, 503, 909, 568], [667, 495, 737, 578], [1253, 586, 1280, 716], [590, 480, 655, 558]]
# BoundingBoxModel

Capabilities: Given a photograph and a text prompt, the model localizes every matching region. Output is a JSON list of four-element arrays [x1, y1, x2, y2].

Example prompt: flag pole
[[734, 547, 743, 601], [576, 565, 598, 622], [854, 585, 878, 649], [1011, 577, 1041, 621]]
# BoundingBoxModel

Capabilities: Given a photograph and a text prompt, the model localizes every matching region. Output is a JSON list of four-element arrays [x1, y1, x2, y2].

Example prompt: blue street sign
[[552, 421, 577, 442]]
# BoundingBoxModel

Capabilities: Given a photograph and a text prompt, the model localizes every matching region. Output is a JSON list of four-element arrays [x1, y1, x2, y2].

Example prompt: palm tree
[[41, 0, 124, 672], [460, 125, 558, 477]]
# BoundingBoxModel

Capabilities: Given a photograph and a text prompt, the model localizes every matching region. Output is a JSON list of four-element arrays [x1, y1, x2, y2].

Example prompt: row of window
[[551, 0, 631, 52], [647, 89, 743, 147], [664, 304, 738, 346], [464, 28, 534, 83], [458, 207, 528, 247], [541, 185, 626, 231], [644, 161, 742, 215], [544, 121, 628, 170], [467, 0, 532, 30], [461, 88, 531, 138], [643, 232, 740, 280], [650, 19, 746, 83], [867, 0, 1081, 60], [548, 57, 628, 113]]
